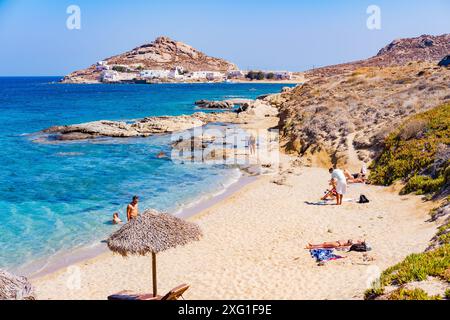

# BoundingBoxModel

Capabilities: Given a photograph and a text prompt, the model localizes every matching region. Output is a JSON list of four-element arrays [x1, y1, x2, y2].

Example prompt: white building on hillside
[[101, 70, 118, 82], [272, 71, 292, 80], [227, 70, 244, 79], [115, 72, 138, 81], [189, 71, 209, 79], [189, 71, 225, 81], [101, 70, 137, 82], [169, 66, 185, 79], [206, 72, 225, 81], [140, 70, 171, 79], [96, 61, 109, 71]]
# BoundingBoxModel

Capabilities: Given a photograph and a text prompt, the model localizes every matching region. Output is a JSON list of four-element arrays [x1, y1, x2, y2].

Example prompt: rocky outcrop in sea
[[36, 98, 279, 142]]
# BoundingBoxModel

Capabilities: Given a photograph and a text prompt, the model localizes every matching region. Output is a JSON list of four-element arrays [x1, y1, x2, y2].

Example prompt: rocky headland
[[61, 36, 238, 84]]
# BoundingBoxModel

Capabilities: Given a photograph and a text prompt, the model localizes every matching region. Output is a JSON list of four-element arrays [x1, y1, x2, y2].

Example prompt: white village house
[[96, 61, 109, 71], [101, 70, 118, 82], [140, 66, 185, 80], [206, 71, 225, 81], [227, 70, 244, 79], [189, 71, 225, 81], [271, 71, 292, 80], [101, 70, 138, 82], [140, 70, 171, 79], [169, 66, 185, 79]]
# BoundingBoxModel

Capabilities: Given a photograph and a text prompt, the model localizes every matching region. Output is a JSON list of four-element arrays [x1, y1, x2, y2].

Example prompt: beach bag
[[349, 242, 371, 252], [358, 194, 370, 204]]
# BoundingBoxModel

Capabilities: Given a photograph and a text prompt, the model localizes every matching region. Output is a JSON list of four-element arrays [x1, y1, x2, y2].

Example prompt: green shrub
[[112, 65, 128, 72], [369, 103, 450, 196], [364, 287, 384, 300], [445, 289, 450, 299], [388, 288, 441, 300], [401, 175, 446, 195], [379, 244, 450, 286], [245, 71, 266, 81], [437, 222, 450, 245]]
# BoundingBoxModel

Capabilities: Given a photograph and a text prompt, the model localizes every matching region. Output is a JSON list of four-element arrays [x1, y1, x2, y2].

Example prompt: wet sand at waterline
[[33, 162, 438, 300]]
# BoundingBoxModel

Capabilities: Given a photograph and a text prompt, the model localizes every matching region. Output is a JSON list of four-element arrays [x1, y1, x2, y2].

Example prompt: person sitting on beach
[[359, 164, 368, 182], [321, 179, 337, 201], [127, 196, 139, 222], [112, 212, 122, 225], [329, 168, 347, 205], [305, 240, 364, 249]]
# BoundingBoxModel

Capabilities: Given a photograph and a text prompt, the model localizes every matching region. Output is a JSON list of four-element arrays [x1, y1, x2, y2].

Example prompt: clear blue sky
[[0, 0, 449, 76]]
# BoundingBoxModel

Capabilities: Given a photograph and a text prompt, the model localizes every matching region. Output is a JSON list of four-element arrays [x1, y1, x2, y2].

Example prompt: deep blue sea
[[0, 77, 293, 273]]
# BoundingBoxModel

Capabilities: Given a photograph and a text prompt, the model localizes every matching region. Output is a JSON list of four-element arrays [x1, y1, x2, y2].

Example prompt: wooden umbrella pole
[[152, 252, 157, 296]]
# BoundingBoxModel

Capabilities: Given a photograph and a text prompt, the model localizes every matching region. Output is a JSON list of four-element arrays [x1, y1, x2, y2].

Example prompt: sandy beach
[[1, 1, 448, 305], [29, 83, 442, 301], [33, 159, 438, 300]]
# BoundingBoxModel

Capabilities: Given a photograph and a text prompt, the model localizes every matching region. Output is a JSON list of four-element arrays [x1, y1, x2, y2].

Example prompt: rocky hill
[[269, 34, 450, 168], [307, 34, 450, 78], [61, 36, 238, 83]]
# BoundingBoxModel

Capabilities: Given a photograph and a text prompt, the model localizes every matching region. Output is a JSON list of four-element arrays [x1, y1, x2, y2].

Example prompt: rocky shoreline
[[35, 96, 282, 143]]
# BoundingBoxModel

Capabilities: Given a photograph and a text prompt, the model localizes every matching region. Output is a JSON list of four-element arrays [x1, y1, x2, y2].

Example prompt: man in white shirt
[[329, 168, 347, 205]]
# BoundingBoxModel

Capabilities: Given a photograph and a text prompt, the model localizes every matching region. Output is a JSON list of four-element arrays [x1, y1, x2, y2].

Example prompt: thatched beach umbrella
[[107, 210, 202, 296], [0, 269, 35, 300]]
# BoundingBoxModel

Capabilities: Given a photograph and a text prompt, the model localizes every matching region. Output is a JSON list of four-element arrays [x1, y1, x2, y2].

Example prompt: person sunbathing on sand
[[305, 240, 364, 249], [344, 165, 368, 184], [112, 212, 122, 225]]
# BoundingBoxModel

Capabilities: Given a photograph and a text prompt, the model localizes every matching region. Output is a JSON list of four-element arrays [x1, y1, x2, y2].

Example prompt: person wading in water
[[127, 196, 139, 222]]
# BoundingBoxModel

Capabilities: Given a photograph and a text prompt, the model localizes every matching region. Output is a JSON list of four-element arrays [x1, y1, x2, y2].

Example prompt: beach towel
[[310, 249, 343, 262], [305, 201, 333, 206]]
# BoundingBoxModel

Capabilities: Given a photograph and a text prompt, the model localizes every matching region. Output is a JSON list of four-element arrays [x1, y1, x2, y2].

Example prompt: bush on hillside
[[112, 66, 128, 72], [369, 103, 450, 196]]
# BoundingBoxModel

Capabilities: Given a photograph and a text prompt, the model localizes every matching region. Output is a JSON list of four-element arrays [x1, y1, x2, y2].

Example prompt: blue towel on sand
[[310, 249, 343, 262]]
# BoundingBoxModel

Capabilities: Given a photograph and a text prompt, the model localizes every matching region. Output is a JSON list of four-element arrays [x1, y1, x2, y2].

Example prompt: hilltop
[[267, 34, 450, 168], [307, 34, 450, 78], [61, 36, 238, 83]]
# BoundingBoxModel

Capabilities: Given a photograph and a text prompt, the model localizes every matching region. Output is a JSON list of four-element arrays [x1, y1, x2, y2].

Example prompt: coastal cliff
[[61, 36, 238, 84]]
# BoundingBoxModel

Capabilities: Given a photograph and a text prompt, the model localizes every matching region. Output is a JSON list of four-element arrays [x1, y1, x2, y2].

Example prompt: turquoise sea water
[[0, 77, 293, 272]]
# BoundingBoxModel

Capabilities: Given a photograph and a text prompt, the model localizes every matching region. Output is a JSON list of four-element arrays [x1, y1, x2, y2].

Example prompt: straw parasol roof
[[107, 209, 202, 256], [0, 269, 35, 300]]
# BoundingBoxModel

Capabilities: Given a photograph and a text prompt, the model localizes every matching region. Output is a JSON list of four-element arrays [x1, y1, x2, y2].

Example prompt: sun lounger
[[107, 284, 189, 301]]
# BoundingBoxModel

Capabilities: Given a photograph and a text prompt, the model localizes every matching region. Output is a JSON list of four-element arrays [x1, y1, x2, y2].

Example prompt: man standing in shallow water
[[127, 196, 139, 222]]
